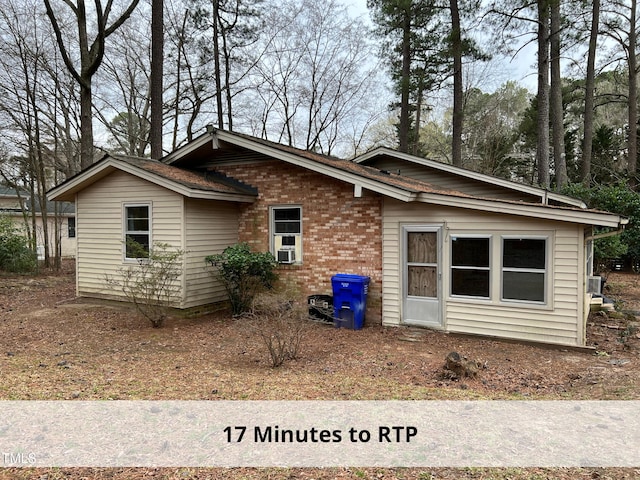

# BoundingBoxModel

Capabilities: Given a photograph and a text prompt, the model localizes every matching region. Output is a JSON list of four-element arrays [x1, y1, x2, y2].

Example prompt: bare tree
[[43, 0, 141, 169], [246, 0, 379, 155]]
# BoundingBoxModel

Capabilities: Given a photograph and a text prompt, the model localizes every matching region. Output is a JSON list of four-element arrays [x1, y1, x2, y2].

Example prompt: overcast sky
[[344, 0, 539, 93]]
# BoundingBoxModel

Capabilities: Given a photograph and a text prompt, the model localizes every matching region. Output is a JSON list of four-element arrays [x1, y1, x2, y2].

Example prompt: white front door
[[402, 226, 442, 327]]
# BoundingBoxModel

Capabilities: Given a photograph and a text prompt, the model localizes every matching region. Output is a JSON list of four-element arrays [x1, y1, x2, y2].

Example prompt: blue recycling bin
[[331, 274, 370, 330]]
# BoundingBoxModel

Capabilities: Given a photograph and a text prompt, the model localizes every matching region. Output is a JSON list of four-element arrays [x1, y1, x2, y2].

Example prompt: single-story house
[[1, 185, 76, 258], [48, 128, 627, 347]]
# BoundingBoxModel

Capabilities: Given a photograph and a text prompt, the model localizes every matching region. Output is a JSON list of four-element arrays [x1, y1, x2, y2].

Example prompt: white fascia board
[[111, 160, 255, 203], [416, 192, 624, 228], [356, 148, 587, 208], [47, 161, 116, 201], [214, 131, 417, 202], [162, 131, 217, 164], [48, 157, 255, 204]]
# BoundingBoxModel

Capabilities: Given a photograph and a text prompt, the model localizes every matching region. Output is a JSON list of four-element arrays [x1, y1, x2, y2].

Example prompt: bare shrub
[[105, 242, 184, 328], [243, 291, 309, 368]]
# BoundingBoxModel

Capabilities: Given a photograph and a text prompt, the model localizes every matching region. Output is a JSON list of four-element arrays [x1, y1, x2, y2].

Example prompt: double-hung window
[[451, 236, 491, 298], [501, 237, 547, 303], [124, 204, 150, 260], [270, 206, 302, 264]]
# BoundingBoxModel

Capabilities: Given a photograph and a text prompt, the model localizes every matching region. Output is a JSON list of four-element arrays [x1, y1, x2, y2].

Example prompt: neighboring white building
[[0, 185, 76, 258]]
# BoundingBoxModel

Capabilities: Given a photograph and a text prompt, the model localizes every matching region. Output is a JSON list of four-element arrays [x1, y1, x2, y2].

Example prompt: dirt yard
[[1, 262, 639, 479]]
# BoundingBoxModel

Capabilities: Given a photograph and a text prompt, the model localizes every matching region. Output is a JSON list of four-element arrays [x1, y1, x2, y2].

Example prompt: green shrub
[[0, 216, 36, 273], [205, 243, 277, 316], [564, 182, 640, 268]]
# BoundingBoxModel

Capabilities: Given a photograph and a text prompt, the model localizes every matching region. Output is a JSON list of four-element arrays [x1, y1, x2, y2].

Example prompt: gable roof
[[354, 147, 586, 208], [162, 128, 625, 228], [1, 185, 75, 215], [47, 154, 257, 203]]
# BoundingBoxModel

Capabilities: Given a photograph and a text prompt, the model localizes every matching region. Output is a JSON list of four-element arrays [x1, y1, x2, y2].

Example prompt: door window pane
[[408, 232, 437, 264], [408, 266, 437, 298]]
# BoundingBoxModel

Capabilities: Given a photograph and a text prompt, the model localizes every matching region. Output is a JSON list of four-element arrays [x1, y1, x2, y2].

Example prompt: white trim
[[415, 192, 622, 227], [354, 147, 586, 208], [211, 130, 417, 202], [269, 205, 303, 264], [449, 234, 492, 300], [122, 202, 152, 263], [48, 157, 256, 204], [154, 129, 626, 229], [499, 235, 550, 306]]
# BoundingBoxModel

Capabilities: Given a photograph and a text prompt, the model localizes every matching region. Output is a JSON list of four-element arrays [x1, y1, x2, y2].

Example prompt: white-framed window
[[450, 236, 491, 298], [501, 236, 547, 303], [67, 217, 76, 238], [124, 203, 151, 260], [270, 205, 302, 264]]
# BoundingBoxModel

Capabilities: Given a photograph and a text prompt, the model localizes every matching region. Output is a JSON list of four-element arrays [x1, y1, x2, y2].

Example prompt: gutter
[[585, 218, 629, 242]]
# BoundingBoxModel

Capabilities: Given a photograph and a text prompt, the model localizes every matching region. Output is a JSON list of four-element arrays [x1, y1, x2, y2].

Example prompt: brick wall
[[213, 161, 383, 324]]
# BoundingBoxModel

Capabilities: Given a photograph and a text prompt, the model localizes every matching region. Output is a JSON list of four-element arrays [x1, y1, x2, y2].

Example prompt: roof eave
[[48, 157, 256, 203], [212, 130, 417, 201], [356, 148, 587, 208], [415, 192, 624, 228]]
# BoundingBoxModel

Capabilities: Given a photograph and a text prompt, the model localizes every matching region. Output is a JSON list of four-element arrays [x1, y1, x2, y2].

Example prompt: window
[[451, 236, 490, 298], [502, 237, 547, 303], [270, 206, 302, 263], [124, 204, 150, 259], [67, 217, 76, 238]]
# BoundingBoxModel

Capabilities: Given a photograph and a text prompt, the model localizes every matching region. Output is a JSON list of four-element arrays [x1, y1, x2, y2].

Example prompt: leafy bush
[[242, 291, 308, 368], [0, 216, 36, 273], [564, 182, 640, 269], [106, 242, 184, 327], [205, 243, 277, 316]]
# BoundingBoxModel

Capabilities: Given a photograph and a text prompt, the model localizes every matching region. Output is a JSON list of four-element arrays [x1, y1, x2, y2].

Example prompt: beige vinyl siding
[[183, 198, 239, 308], [365, 157, 540, 202], [383, 199, 586, 346], [76, 170, 183, 302]]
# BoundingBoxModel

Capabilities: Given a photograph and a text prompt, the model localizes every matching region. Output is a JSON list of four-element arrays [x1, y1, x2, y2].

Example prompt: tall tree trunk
[[44, 0, 140, 169], [213, 0, 224, 129], [413, 86, 423, 156], [628, 0, 638, 188], [536, 0, 551, 188], [79, 81, 94, 169], [150, 0, 164, 159], [450, 0, 463, 167], [550, 0, 566, 190], [581, 0, 600, 186], [398, 10, 411, 153]]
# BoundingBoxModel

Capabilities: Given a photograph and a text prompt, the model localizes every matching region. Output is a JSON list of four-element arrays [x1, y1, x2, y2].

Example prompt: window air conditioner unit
[[277, 249, 296, 264], [587, 275, 602, 294]]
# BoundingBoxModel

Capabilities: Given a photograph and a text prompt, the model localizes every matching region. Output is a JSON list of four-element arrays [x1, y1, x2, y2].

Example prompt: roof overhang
[[47, 156, 257, 203], [162, 129, 626, 229], [355, 147, 587, 208], [414, 191, 627, 228], [165, 129, 419, 202]]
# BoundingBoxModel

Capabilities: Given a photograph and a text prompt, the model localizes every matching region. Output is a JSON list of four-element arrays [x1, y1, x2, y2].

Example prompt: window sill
[[448, 296, 552, 311]]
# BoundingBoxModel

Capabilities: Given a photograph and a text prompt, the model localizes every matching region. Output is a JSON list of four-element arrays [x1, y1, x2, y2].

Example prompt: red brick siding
[[213, 161, 383, 324]]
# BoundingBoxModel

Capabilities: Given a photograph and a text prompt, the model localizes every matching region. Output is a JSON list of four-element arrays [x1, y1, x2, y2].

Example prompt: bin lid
[[331, 274, 370, 283]]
